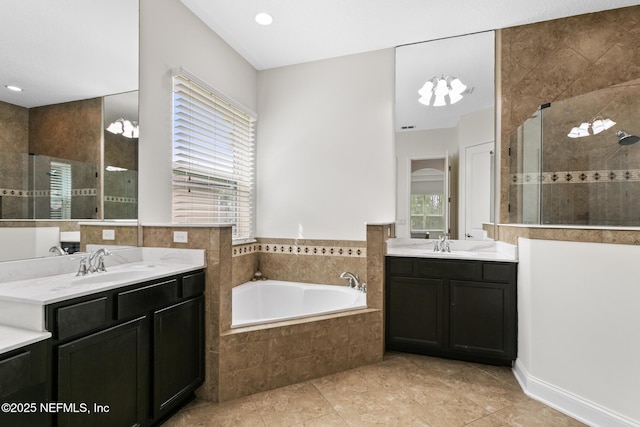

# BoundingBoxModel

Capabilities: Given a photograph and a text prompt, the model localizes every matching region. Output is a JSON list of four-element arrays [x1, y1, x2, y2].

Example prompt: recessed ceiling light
[[255, 12, 273, 26], [5, 85, 23, 92]]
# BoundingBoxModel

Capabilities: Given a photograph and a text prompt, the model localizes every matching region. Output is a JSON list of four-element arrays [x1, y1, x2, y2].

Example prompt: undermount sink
[[437, 250, 478, 257], [72, 270, 149, 285]]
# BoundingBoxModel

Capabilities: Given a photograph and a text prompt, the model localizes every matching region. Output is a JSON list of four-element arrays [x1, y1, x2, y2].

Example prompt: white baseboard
[[513, 360, 640, 427]]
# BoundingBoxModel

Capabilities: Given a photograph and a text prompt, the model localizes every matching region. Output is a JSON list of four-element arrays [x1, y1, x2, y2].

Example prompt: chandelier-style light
[[567, 117, 616, 138], [418, 76, 467, 107], [106, 118, 139, 138]]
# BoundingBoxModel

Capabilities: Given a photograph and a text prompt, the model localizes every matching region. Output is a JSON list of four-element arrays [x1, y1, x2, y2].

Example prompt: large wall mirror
[[395, 31, 495, 240], [0, 0, 138, 261]]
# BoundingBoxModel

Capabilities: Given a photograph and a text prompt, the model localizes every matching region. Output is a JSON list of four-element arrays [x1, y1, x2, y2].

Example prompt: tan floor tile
[[465, 414, 512, 426], [163, 395, 265, 427], [492, 398, 587, 426], [251, 381, 335, 427], [165, 353, 586, 427], [291, 413, 349, 426], [438, 365, 529, 413]]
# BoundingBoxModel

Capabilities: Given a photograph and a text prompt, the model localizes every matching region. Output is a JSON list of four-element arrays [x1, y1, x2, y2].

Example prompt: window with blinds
[[172, 71, 256, 241], [50, 161, 72, 219]]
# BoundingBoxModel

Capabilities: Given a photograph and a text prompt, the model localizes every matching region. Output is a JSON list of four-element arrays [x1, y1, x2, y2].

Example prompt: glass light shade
[[449, 91, 463, 104], [418, 81, 434, 105], [418, 95, 432, 106], [433, 93, 446, 106], [106, 120, 124, 134], [591, 118, 616, 134], [434, 79, 449, 96], [449, 78, 467, 94]]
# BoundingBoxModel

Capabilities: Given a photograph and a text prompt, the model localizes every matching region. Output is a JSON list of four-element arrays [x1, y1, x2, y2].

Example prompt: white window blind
[[172, 71, 256, 240], [50, 161, 72, 219]]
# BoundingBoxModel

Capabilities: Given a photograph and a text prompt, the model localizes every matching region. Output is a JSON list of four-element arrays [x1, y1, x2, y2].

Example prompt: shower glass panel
[[0, 153, 97, 219], [508, 80, 640, 226]]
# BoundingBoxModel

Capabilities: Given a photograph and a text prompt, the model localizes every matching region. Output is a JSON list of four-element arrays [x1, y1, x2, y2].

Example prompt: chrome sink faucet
[[89, 248, 111, 273], [433, 233, 451, 253]]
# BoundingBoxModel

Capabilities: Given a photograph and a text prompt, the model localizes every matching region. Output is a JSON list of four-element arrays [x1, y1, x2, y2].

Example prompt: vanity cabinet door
[[449, 280, 515, 361], [0, 340, 51, 427], [152, 296, 204, 421], [57, 317, 149, 427], [387, 277, 446, 352]]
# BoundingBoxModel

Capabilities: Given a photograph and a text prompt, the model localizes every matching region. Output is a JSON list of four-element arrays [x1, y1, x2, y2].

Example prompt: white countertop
[[0, 325, 51, 355], [386, 239, 518, 262], [0, 247, 206, 353]]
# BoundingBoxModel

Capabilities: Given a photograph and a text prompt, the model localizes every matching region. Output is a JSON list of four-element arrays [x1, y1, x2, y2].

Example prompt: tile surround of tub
[[218, 309, 383, 402], [232, 238, 367, 287]]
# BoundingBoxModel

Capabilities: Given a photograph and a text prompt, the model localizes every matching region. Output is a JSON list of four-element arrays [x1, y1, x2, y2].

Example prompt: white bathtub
[[231, 280, 367, 328]]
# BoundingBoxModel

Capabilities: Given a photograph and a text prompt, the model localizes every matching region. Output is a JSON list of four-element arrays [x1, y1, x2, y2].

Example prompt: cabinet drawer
[[0, 351, 31, 397], [482, 263, 513, 283], [416, 259, 477, 280], [181, 271, 205, 298], [387, 258, 414, 276], [56, 297, 109, 340], [117, 279, 178, 319]]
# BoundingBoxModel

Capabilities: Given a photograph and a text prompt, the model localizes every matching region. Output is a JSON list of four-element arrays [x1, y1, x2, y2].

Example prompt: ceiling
[[2, 0, 637, 126], [181, 0, 639, 71], [0, 0, 138, 109], [181, 0, 639, 131]]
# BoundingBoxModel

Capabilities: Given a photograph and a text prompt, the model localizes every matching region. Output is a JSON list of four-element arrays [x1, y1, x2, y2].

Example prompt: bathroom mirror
[[395, 31, 495, 240], [0, 0, 138, 260]]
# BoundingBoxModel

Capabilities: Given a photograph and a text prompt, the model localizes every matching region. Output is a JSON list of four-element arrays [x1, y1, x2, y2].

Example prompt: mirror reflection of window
[[410, 159, 446, 238], [49, 161, 72, 219]]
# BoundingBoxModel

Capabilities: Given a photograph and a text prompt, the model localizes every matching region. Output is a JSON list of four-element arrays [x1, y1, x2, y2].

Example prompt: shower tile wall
[[104, 131, 138, 219], [0, 98, 101, 219], [0, 101, 29, 219], [499, 5, 640, 225], [510, 82, 640, 226]]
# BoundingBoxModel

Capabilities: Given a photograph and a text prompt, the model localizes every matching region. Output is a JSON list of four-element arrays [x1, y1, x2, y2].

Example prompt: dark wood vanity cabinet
[[0, 339, 51, 427], [46, 269, 205, 427], [386, 257, 517, 365]]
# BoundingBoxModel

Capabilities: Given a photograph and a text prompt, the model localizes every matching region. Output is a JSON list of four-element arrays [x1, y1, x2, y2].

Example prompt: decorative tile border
[[104, 196, 137, 204], [0, 188, 98, 197], [0, 188, 26, 197], [233, 242, 367, 258], [511, 169, 640, 185]]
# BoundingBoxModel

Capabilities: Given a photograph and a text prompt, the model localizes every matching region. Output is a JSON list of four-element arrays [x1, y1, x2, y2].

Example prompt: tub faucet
[[89, 248, 111, 273], [49, 246, 67, 256], [340, 271, 360, 290]]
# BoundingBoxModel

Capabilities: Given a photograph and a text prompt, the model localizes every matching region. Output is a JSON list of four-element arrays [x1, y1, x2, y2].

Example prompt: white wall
[[516, 238, 640, 427], [256, 50, 396, 241], [457, 107, 495, 237], [395, 128, 457, 238], [138, 0, 257, 224]]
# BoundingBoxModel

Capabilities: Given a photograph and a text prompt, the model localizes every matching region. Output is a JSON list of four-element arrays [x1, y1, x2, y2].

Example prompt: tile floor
[[163, 352, 586, 426]]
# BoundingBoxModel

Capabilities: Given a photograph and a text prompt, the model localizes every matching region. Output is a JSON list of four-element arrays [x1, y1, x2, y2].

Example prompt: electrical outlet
[[173, 231, 188, 243], [102, 229, 115, 240]]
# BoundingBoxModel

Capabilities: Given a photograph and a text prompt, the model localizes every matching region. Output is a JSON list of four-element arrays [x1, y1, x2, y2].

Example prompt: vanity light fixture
[[4, 84, 23, 92], [255, 12, 273, 26], [106, 118, 139, 138], [418, 76, 467, 107], [567, 117, 616, 138]]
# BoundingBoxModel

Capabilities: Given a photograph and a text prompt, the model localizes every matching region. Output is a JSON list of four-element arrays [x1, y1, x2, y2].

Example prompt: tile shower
[[509, 80, 640, 226]]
